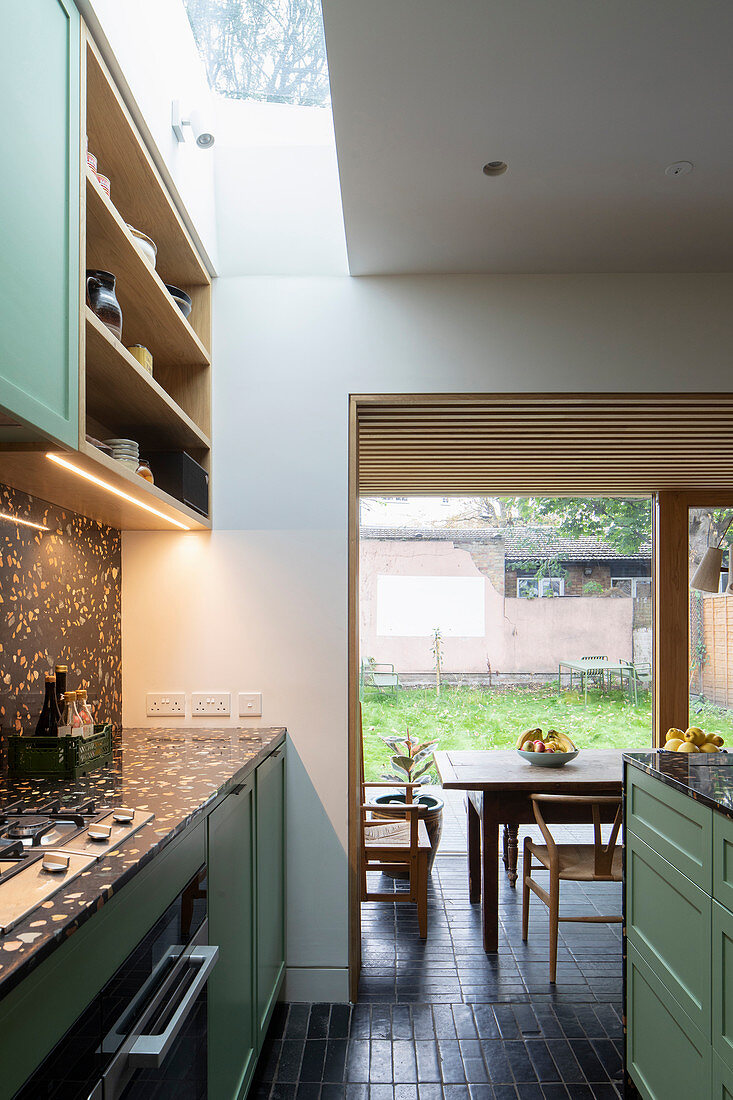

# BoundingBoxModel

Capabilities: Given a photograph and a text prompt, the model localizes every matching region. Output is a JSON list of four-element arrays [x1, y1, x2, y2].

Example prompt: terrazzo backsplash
[[0, 482, 121, 730]]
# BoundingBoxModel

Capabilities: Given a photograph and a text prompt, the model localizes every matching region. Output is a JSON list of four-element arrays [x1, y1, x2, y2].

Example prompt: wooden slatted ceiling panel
[[356, 395, 733, 494]]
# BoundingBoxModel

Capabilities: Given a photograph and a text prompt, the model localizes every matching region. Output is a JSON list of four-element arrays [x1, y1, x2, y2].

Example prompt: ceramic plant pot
[[371, 791, 444, 876], [86, 270, 122, 340]]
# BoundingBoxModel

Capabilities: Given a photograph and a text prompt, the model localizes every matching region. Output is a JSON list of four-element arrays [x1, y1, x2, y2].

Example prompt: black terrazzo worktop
[[0, 726, 286, 998], [624, 750, 733, 819]]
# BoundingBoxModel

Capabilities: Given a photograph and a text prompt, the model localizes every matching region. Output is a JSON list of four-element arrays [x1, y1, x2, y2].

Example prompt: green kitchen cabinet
[[208, 776, 257, 1100], [714, 1052, 733, 1098], [713, 899, 733, 1073], [256, 744, 286, 1046], [626, 830, 711, 1033], [0, 0, 80, 447], [626, 765, 712, 891], [626, 942, 711, 1100]]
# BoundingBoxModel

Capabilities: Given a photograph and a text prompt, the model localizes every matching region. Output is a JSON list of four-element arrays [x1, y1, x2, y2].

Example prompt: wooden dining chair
[[521, 793, 623, 982], [359, 708, 430, 938]]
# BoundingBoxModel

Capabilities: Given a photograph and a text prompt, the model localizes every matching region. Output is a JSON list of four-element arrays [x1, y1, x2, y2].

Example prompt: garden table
[[557, 658, 636, 704], [434, 749, 624, 952]]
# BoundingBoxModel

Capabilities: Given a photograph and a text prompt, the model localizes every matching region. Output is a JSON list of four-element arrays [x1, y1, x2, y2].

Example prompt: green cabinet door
[[713, 900, 733, 1074], [627, 941, 711, 1100], [0, 0, 79, 446], [714, 1052, 733, 1098], [627, 767, 713, 892], [626, 831, 712, 1034], [208, 779, 257, 1100], [256, 745, 286, 1046]]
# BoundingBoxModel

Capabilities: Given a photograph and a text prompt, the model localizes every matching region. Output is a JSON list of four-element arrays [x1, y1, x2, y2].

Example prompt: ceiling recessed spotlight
[[665, 161, 694, 177], [482, 160, 508, 177]]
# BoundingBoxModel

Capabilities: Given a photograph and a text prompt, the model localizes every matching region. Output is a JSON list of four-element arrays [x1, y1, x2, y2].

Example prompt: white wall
[[122, 271, 733, 999]]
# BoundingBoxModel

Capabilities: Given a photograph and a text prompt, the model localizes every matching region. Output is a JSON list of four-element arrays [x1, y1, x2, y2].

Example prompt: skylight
[[183, 0, 330, 107]]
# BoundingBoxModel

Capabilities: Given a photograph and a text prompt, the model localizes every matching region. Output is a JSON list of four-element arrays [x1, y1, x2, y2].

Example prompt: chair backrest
[[530, 793, 623, 879]]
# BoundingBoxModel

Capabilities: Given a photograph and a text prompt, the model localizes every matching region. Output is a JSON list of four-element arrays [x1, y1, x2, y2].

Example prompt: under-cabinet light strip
[[0, 510, 49, 532], [46, 453, 191, 531]]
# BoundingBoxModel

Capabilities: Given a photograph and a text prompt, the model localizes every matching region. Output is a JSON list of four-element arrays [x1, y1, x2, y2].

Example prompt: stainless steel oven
[[15, 866, 216, 1100]]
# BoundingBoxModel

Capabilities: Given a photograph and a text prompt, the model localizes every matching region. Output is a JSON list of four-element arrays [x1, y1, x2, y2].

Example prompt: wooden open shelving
[[0, 25, 213, 531]]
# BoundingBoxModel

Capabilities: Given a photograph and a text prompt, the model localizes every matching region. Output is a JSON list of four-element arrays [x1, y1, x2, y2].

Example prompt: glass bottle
[[76, 689, 94, 737], [61, 691, 83, 737], [136, 459, 154, 484], [35, 674, 62, 737], [55, 664, 67, 710]]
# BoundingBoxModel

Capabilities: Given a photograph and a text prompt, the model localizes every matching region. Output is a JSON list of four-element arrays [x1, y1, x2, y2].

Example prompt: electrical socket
[[192, 692, 231, 717], [146, 693, 186, 717], [239, 692, 262, 718]]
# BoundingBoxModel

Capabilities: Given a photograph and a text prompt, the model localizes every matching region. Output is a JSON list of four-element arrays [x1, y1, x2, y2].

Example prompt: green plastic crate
[[6, 723, 113, 778]]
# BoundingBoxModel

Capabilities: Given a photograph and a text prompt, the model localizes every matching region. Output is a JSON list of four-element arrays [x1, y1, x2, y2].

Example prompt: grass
[[362, 685, 733, 781], [361, 684, 653, 782]]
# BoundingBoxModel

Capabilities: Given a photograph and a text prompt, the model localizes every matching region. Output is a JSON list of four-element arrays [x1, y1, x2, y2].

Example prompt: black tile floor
[[250, 804, 624, 1100]]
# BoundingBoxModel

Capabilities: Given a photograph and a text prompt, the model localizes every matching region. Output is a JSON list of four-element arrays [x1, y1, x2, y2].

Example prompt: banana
[[517, 728, 542, 750]]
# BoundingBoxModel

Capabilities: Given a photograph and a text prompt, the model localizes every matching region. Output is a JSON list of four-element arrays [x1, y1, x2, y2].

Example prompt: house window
[[610, 576, 651, 598], [517, 576, 565, 598]]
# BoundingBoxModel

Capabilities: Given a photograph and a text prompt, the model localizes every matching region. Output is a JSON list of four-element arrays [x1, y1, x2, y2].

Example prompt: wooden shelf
[[0, 444, 211, 532], [85, 38, 210, 291], [85, 308, 210, 451], [86, 169, 210, 371]]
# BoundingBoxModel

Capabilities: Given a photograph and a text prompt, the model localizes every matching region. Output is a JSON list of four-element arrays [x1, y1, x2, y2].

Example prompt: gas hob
[[0, 798, 154, 934]]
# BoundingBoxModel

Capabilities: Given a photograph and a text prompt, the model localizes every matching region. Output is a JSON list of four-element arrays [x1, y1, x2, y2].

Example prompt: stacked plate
[[104, 438, 139, 472]]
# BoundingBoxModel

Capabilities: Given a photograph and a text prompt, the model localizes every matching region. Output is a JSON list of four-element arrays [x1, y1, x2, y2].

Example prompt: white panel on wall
[[376, 575, 485, 637]]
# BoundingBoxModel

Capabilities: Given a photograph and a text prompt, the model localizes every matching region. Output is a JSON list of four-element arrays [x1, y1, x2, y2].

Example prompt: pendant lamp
[[690, 514, 733, 593]]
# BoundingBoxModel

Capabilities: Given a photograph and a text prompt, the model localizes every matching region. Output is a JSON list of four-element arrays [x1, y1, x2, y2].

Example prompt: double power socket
[[146, 692, 262, 718]]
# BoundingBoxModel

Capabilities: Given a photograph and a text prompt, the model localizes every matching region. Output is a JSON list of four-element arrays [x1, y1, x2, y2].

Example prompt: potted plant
[[372, 728, 444, 873]]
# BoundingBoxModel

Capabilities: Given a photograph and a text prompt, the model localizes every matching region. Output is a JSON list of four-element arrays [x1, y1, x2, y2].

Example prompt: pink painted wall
[[360, 538, 633, 674]]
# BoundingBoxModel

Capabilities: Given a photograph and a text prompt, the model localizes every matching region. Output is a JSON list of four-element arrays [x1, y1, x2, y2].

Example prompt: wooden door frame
[[347, 395, 725, 999]]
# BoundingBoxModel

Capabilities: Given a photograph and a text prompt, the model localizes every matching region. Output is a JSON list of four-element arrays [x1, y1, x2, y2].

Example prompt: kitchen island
[[0, 726, 286, 1099], [624, 750, 733, 1100]]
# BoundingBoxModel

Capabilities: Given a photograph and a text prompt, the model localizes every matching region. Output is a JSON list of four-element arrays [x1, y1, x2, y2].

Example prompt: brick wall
[[457, 538, 506, 596]]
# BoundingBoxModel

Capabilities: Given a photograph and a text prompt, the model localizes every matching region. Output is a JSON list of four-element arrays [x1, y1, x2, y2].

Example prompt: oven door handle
[[127, 945, 219, 1069]]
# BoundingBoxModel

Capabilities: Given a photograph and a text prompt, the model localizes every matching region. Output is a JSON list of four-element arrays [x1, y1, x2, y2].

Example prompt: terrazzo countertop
[[624, 750, 733, 819], [0, 725, 286, 998]]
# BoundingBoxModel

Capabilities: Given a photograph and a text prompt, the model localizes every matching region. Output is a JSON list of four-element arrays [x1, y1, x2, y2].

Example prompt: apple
[[533, 740, 546, 752]]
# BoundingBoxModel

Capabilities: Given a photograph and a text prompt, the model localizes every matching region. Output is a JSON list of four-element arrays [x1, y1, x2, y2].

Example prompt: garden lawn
[[361, 685, 652, 782]]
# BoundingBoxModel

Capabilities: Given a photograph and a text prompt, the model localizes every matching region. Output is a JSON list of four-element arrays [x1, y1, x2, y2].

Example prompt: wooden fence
[[702, 596, 733, 707]]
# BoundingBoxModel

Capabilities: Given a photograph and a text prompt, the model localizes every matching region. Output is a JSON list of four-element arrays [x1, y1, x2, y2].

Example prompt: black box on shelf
[[147, 451, 209, 517]]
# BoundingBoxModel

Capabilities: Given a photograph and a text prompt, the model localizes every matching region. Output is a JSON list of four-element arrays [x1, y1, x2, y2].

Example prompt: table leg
[[502, 824, 509, 868], [506, 825, 519, 887], [467, 795, 481, 904], [481, 795, 500, 952]]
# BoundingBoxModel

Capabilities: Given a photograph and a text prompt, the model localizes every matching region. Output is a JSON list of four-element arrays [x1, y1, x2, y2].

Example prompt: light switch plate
[[239, 692, 262, 718], [146, 693, 186, 717], [192, 692, 231, 717]]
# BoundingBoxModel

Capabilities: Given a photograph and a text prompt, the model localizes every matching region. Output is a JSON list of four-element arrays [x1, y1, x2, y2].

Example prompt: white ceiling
[[322, 0, 733, 275]]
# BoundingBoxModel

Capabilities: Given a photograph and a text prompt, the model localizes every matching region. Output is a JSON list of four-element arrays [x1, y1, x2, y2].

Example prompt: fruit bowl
[[517, 748, 579, 768]]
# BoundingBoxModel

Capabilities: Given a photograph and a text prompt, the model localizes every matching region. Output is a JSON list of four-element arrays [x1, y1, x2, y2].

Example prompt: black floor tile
[[252, 836, 624, 1098]]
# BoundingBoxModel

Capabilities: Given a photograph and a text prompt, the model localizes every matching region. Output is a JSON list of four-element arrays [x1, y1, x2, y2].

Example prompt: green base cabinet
[[256, 745, 286, 1047], [208, 741, 286, 1100], [0, 0, 79, 447], [208, 776, 257, 1100], [714, 1053, 733, 1098], [626, 942, 711, 1100]]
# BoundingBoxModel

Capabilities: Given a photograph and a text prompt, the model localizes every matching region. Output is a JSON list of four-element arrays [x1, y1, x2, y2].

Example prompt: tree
[[462, 496, 651, 555], [184, 0, 330, 106]]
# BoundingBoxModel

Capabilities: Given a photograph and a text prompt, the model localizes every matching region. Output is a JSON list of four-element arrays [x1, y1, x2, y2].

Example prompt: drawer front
[[627, 831, 712, 1033], [714, 814, 733, 915], [627, 942, 711, 1100], [713, 901, 733, 1073], [714, 1053, 733, 1099], [627, 766, 712, 891]]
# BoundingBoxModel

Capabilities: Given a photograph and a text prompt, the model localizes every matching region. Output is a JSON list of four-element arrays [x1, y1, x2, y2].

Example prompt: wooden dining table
[[434, 749, 624, 952]]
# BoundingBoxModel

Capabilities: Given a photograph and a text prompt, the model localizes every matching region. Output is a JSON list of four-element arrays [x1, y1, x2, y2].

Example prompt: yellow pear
[[664, 739, 683, 751], [667, 727, 685, 741], [678, 742, 700, 753], [700, 743, 720, 753], [684, 727, 706, 746], [711, 734, 725, 747]]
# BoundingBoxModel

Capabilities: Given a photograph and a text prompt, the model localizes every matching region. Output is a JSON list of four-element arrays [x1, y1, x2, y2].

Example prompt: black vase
[[86, 269, 123, 340]]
